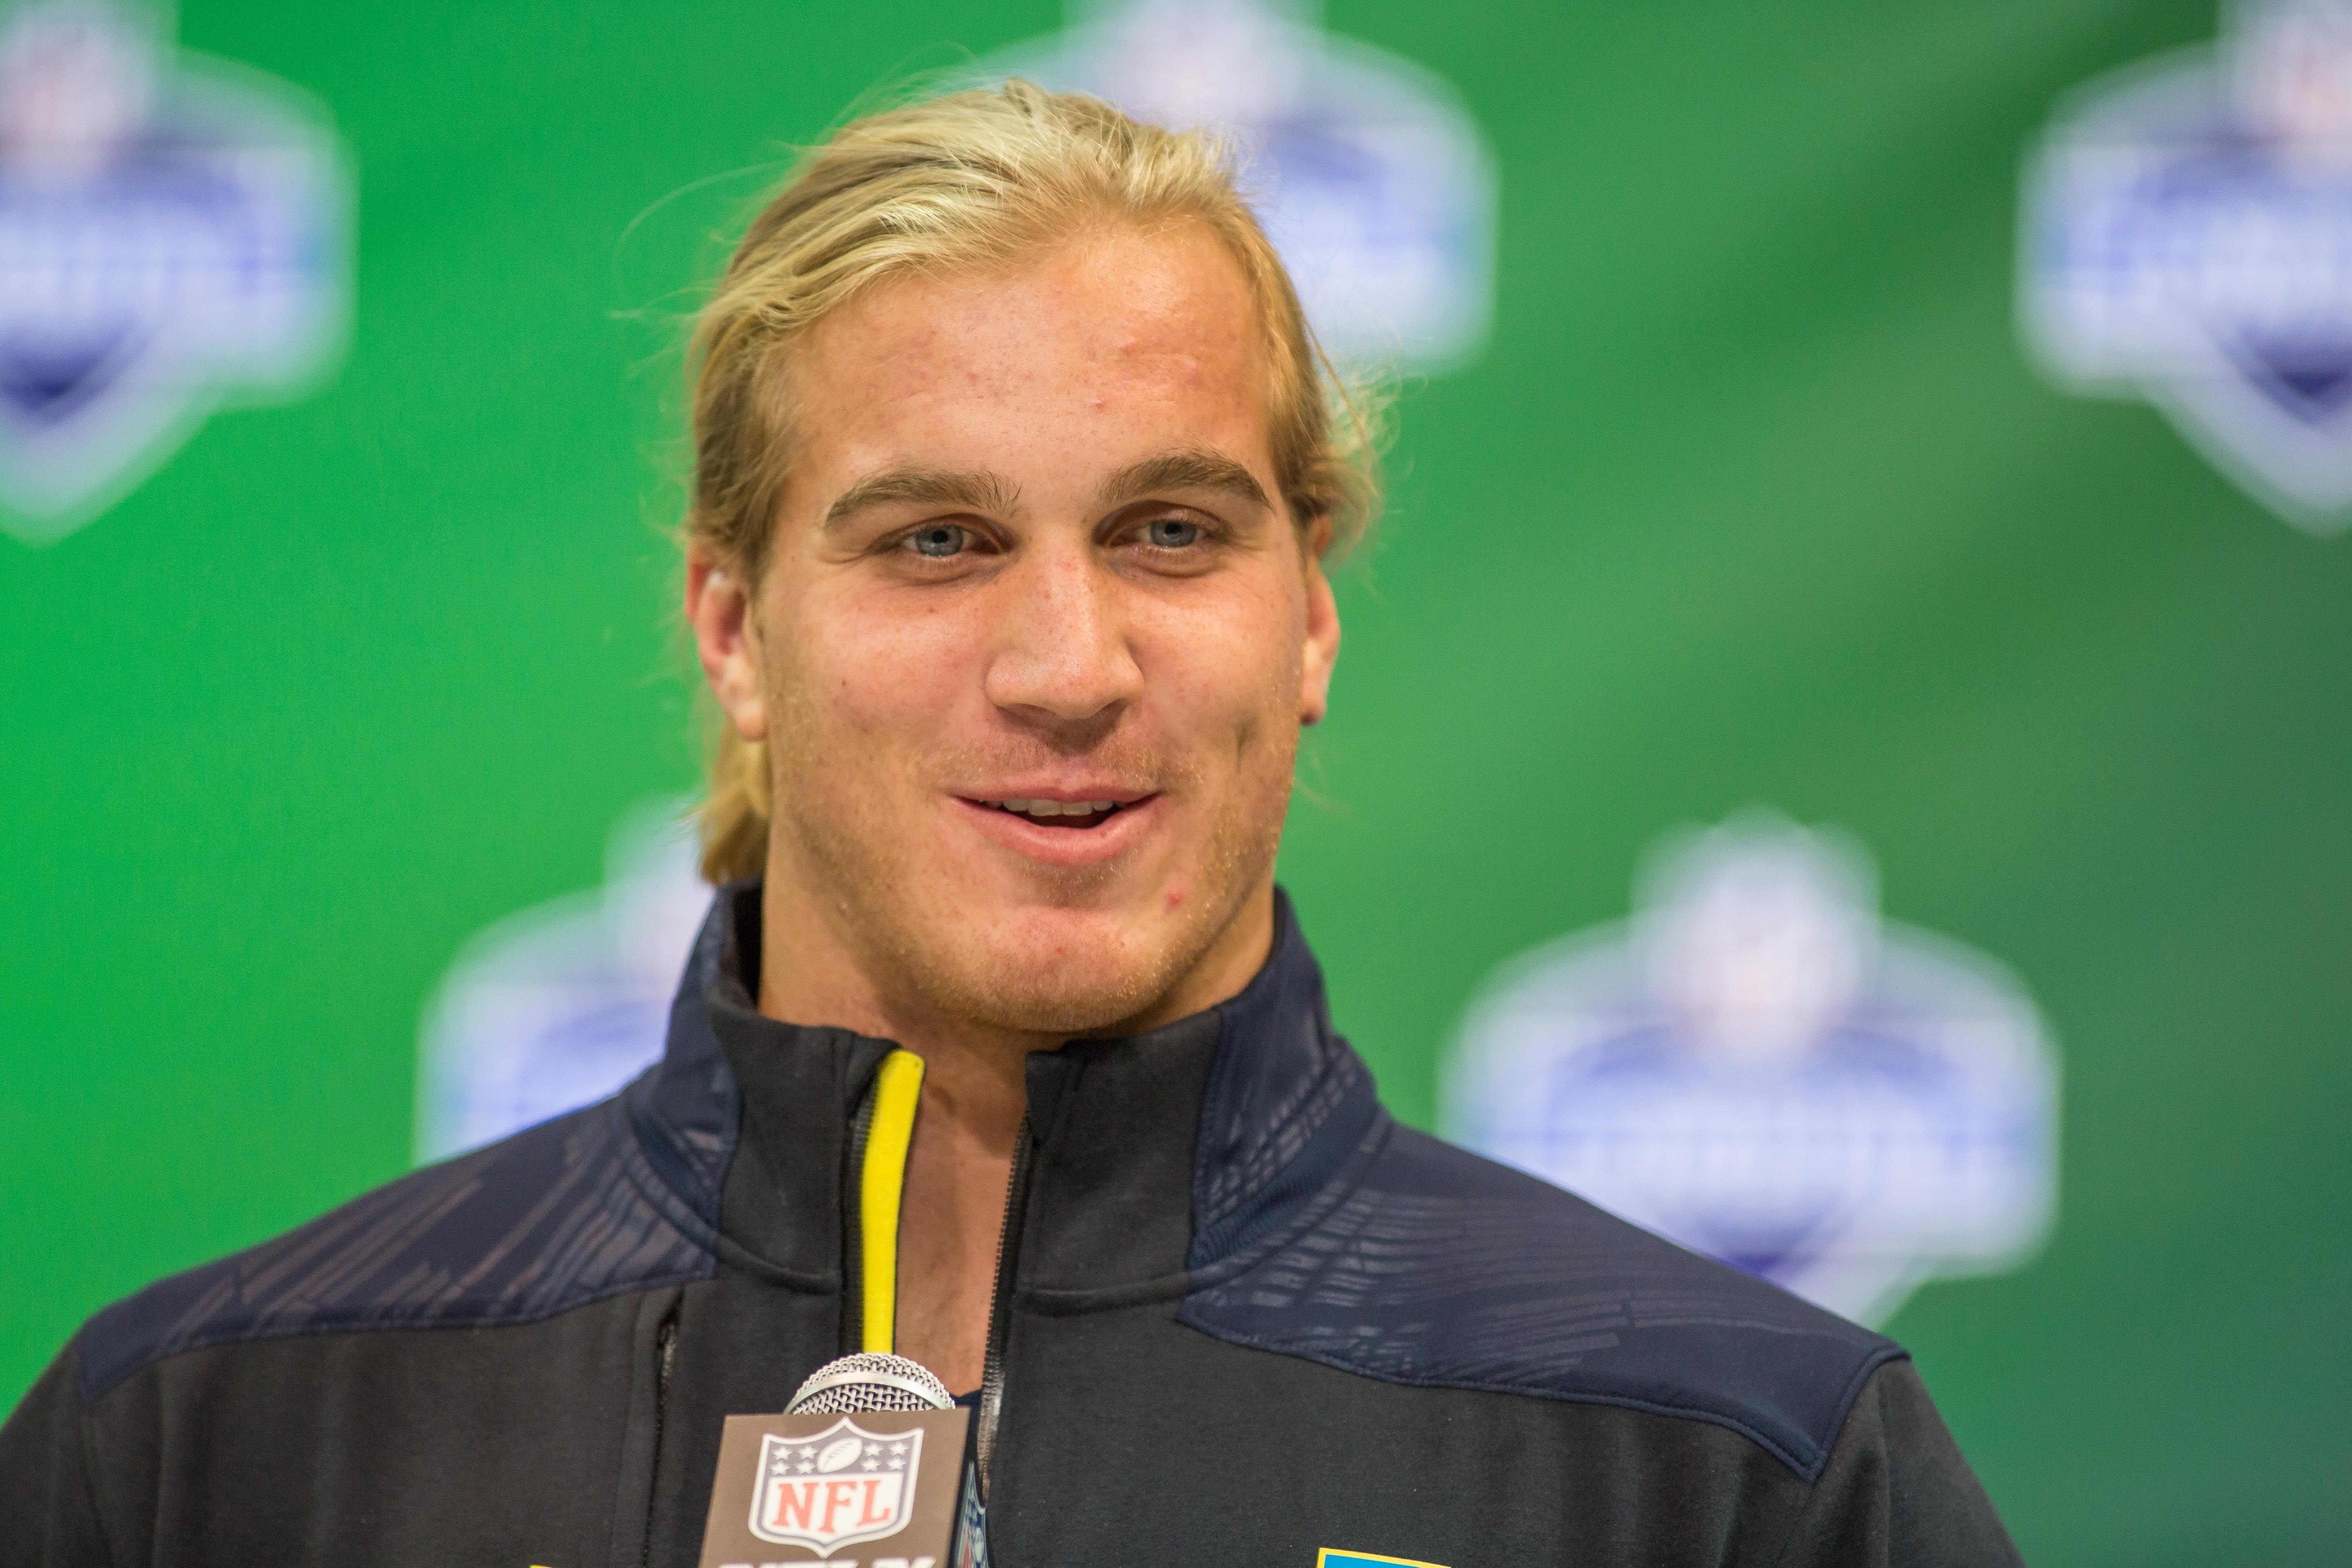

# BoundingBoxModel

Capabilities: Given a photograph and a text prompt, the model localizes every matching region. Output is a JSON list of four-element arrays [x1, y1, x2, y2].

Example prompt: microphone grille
[[786, 1352, 956, 1414]]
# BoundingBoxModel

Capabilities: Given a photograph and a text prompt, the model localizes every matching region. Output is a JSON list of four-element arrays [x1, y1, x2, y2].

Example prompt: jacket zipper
[[973, 1112, 1035, 1496], [640, 1312, 677, 1568]]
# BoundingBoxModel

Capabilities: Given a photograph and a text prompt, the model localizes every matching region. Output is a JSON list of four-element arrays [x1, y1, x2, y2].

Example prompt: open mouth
[[973, 797, 1138, 831]]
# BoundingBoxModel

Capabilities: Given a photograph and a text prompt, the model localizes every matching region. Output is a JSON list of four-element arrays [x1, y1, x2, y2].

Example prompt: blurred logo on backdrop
[[416, 801, 708, 1162], [2024, 0, 2352, 535], [984, 0, 1494, 370], [0, 0, 349, 545], [1443, 813, 2058, 1327]]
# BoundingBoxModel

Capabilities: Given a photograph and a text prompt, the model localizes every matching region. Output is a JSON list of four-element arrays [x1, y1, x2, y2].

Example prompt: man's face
[[693, 223, 1339, 1034]]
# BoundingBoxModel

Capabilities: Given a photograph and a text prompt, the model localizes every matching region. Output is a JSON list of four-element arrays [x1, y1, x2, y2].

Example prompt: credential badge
[[751, 1419, 923, 1552], [0, 0, 350, 543], [2024, 0, 2352, 532]]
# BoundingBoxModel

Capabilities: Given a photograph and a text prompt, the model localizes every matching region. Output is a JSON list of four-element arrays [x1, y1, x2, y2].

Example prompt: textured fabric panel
[[1179, 1124, 1902, 1481], [992, 1294, 1815, 1568], [621, 885, 747, 1231], [1188, 1085, 1389, 1279], [69, 893, 755, 1405], [1190, 891, 1375, 1254], [75, 1094, 716, 1402]]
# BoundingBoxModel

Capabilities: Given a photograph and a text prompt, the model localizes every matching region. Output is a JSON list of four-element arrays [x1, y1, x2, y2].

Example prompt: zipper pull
[[857, 1049, 927, 1353]]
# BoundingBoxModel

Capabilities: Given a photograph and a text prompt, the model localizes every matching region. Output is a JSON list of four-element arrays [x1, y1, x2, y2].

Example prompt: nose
[[982, 537, 1143, 733]]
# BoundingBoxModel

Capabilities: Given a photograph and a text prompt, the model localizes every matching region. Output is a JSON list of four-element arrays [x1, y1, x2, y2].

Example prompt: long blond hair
[[685, 79, 1380, 884]]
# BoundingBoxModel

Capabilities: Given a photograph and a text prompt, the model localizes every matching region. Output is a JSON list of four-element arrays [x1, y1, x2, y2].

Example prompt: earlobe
[[1298, 539, 1341, 728], [686, 554, 769, 742]]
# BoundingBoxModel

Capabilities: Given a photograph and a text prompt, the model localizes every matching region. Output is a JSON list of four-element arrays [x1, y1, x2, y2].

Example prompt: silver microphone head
[[786, 1352, 955, 1414]]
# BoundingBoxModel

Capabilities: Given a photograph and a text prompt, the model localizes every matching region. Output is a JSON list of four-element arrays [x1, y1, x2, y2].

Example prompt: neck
[[751, 865, 1275, 1391], [751, 871, 1278, 1108]]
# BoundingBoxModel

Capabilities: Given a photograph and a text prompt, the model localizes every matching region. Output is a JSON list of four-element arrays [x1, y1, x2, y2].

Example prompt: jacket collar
[[626, 882, 1389, 1298]]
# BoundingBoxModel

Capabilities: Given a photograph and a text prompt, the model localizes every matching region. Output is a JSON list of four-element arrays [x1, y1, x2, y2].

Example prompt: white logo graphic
[[1443, 813, 2059, 1326], [985, 0, 1494, 370], [416, 800, 708, 1162], [751, 1420, 923, 1552], [0, 1, 349, 543], [2022, 0, 2352, 533]]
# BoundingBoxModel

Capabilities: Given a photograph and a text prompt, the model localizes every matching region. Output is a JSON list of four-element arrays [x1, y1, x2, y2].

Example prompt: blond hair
[[685, 79, 1380, 884]]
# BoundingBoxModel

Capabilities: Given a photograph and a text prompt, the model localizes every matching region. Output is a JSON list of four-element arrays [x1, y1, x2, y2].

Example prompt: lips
[[951, 791, 1162, 865], [980, 797, 1128, 829]]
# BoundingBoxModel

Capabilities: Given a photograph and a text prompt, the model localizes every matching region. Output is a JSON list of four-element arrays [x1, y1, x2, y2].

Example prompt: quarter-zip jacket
[[0, 886, 2021, 1566]]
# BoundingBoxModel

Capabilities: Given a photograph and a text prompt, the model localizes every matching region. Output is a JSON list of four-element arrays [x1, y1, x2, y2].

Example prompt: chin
[[971, 982, 1161, 1036], [916, 902, 1190, 1036]]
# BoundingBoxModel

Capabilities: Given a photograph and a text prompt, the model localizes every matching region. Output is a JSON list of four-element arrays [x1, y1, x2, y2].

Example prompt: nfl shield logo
[[750, 1419, 924, 1552]]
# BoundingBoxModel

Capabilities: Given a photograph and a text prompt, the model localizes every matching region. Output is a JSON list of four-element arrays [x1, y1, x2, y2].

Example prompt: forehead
[[783, 222, 1275, 493]]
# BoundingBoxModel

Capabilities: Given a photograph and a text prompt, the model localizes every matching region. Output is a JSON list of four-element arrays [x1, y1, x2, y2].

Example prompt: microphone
[[699, 1352, 988, 1568], [788, 1352, 955, 1414]]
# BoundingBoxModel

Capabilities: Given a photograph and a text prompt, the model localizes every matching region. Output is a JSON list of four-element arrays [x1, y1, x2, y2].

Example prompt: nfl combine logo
[[1445, 813, 2058, 1327], [984, 0, 1494, 372], [751, 1420, 924, 1552], [0, 0, 349, 544], [2025, 0, 2352, 533], [414, 800, 703, 1162]]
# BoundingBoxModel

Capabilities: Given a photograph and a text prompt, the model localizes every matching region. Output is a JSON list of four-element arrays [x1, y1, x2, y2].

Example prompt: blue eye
[[908, 524, 968, 559], [1145, 518, 1201, 549]]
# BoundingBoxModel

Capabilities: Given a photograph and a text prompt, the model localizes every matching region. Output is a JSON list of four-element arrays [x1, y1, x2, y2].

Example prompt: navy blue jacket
[[0, 887, 2020, 1565]]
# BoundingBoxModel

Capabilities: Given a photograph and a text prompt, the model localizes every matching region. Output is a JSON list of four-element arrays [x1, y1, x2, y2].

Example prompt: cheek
[[767, 580, 976, 749], [1137, 573, 1307, 755]]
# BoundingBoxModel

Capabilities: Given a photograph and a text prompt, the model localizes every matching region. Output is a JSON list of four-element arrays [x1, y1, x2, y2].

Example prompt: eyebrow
[[823, 466, 1022, 529], [820, 448, 1272, 530], [1098, 448, 1272, 513]]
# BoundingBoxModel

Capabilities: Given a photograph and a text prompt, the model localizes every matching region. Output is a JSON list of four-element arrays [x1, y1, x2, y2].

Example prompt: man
[[0, 83, 2022, 1565]]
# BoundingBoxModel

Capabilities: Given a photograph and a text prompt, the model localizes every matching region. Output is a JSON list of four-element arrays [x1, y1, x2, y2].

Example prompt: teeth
[[992, 799, 1122, 817]]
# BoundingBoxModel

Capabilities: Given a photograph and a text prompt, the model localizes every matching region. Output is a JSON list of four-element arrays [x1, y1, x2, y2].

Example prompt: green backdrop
[[5, 2, 2347, 1560]]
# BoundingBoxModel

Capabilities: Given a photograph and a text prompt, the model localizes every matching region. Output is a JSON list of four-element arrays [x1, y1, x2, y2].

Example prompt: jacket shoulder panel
[[1178, 1125, 1902, 1482], [76, 1092, 717, 1402]]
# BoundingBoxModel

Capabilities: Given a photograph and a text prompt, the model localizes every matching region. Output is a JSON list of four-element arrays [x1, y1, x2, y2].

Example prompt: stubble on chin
[[768, 720, 1295, 1038]]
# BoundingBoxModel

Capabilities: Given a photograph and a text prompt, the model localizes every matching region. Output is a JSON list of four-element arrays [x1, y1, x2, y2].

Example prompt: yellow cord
[[859, 1049, 925, 1353]]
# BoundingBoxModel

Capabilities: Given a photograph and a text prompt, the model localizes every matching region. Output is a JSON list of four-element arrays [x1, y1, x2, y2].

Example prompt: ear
[[1298, 519, 1340, 727], [686, 550, 768, 742]]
